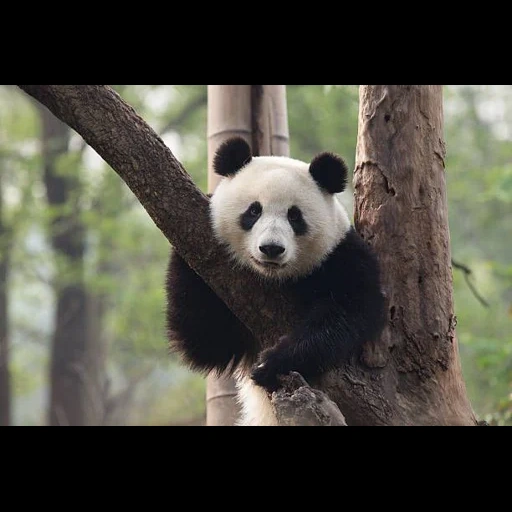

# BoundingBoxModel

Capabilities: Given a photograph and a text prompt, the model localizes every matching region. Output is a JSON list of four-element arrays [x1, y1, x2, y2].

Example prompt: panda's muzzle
[[259, 244, 285, 259], [253, 243, 287, 269]]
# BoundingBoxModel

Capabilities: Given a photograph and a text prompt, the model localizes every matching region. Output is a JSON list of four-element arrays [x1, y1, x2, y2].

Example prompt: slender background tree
[[0, 169, 11, 426], [205, 85, 289, 426], [39, 106, 104, 426]]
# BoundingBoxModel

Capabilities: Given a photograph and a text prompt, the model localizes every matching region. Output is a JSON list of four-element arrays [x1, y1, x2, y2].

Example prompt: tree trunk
[[0, 173, 11, 426], [39, 106, 104, 426], [351, 85, 477, 424], [205, 85, 289, 426], [20, 85, 479, 425]]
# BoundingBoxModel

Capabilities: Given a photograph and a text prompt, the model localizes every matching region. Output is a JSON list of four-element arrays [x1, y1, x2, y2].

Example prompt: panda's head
[[210, 137, 351, 281]]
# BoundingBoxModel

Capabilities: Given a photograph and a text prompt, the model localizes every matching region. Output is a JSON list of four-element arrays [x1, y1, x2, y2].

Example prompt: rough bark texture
[[0, 175, 10, 426], [205, 85, 290, 426], [272, 373, 347, 426], [39, 106, 104, 426], [18, 85, 478, 425], [352, 85, 477, 425]]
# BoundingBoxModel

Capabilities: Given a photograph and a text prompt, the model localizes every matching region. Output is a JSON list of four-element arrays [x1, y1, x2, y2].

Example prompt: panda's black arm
[[251, 297, 365, 391], [166, 251, 258, 375], [251, 234, 387, 392]]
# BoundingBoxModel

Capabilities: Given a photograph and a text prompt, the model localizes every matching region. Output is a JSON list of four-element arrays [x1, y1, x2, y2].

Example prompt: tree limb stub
[[272, 373, 347, 426]]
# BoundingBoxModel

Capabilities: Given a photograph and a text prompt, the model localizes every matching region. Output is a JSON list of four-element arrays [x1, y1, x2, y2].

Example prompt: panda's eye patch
[[288, 206, 307, 235], [240, 201, 262, 231], [287, 206, 302, 222], [248, 202, 262, 217]]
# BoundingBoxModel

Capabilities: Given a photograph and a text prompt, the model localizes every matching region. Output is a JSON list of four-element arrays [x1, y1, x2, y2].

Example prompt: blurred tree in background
[[0, 85, 510, 425]]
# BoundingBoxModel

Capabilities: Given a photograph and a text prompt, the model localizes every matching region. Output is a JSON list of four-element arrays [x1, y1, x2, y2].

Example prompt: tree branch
[[272, 373, 347, 426], [17, 86, 305, 345], [451, 258, 490, 308]]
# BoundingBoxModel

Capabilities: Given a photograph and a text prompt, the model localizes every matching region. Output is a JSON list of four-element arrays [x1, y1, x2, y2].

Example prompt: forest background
[[1, 85, 510, 426]]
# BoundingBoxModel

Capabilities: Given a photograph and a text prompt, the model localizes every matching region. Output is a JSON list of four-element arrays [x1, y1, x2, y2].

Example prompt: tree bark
[[205, 85, 289, 426], [0, 173, 11, 426], [272, 373, 347, 426], [351, 85, 477, 425], [39, 105, 104, 426], [19, 85, 478, 425]]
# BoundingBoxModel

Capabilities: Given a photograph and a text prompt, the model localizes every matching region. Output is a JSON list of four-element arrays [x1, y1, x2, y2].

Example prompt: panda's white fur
[[210, 156, 351, 282], [235, 375, 279, 426]]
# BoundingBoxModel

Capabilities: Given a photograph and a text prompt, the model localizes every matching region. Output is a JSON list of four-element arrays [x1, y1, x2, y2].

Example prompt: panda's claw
[[251, 364, 281, 392], [251, 349, 291, 392]]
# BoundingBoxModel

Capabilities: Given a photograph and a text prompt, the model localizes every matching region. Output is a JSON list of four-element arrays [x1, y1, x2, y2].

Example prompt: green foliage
[[287, 85, 360, 170], [445, 85, 512, 424], [1, 85, 209, 425], [130, 366, 206, 426], [11, 344, 46, 396], [101, 210, 169, 361]]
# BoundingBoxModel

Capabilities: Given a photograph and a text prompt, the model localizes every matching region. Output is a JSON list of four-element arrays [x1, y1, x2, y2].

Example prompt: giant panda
[[166, 137, 386, 426]]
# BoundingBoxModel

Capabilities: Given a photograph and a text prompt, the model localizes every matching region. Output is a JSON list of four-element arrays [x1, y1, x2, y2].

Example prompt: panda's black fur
[[166, 138, 386, 425]]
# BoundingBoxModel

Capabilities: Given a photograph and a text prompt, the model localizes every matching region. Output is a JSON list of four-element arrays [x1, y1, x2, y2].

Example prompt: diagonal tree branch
[[17, 85, 300, 347]]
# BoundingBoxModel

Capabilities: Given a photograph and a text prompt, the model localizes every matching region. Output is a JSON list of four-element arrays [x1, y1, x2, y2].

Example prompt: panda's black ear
[[213, 137, 252, 177], [309, 152, 348, 194]]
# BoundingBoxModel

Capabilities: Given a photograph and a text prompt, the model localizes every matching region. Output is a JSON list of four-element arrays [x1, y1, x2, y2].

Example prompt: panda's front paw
[[250, 349, 291, 392], [251, 362, 280, 393]]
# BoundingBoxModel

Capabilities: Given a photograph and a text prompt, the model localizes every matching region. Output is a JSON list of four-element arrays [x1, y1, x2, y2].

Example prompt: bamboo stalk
[[205, 85, 289, 426]]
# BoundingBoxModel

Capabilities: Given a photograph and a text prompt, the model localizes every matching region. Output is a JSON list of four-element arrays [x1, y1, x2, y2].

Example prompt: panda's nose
[[259, 244, 285, 258]]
